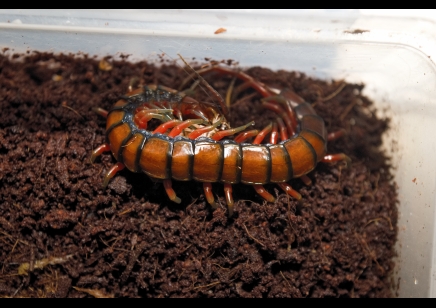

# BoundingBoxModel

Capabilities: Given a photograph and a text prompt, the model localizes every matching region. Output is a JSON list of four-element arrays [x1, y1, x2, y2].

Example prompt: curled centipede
[[91, 58, 350, 216]]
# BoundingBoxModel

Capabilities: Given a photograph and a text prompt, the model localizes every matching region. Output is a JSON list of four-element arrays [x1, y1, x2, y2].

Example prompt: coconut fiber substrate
[[0, 52, 398, 297]]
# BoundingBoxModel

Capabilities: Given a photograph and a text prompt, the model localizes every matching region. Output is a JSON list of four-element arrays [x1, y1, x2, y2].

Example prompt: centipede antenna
[[177, 54, 229, 116], [160, 51, 217, 109]]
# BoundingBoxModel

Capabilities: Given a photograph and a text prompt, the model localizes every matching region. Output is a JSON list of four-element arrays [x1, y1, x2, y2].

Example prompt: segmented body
[[106, 87, 327, 185], [92, 66, 348, 215]]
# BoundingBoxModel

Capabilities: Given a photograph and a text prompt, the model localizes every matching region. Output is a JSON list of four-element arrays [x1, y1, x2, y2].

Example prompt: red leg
[[300, 175, 312, 186], [251, 111, 284, 204], [163, 179, 181, 204], [211, 121, 255, 141], [224, 183, 234, 216], [168, 119, 205, 138], [188, 116, 224, 139], [103, 162, 125, 188], [270, 122, 278, 144], [271, 124, 303, 201], [134, 110, 173, 130], [153, 119, 180, 134], [262, 101, 296, 136], [203, 182, 216, 208], [277, 183, 302, 200], [136, 115, 149, 130], [93, 107, 109, 118], [91, 143, 111, 163], [253, 185, 275, 203], [253, 123, 272, 145], [322, 153, 351, 166], [276, 117, 288, 141], [261, 95, 298, 134], [327, 129, 346, 142], [188, 125, 215, 139], [233, 129, 259, 143]]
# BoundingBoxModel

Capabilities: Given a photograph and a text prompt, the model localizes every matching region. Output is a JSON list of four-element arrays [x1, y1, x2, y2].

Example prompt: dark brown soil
[[0, 52, 397, 298]]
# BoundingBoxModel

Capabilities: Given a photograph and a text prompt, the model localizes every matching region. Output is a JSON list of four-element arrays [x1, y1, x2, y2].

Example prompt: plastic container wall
[[1, 9, 436, 297]]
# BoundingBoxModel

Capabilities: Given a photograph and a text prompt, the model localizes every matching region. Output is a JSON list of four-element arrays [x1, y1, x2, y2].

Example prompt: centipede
[[91, 58, 350, 216]]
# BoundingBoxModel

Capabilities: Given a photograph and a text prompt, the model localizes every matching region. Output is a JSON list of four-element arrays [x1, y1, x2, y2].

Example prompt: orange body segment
[[106, 110, 125, 131], [108, 122, 131, 161], [241, 146, 271, 184], [299, 130, 326, 163], [139, 138, 171, 179], [113, 98, 129, 108], [284, 137, 317, 178], [121, 133, 145, 172], [193, 142, 223, 182], [171, 141, 193, 181], [269, 144, 292, 183]]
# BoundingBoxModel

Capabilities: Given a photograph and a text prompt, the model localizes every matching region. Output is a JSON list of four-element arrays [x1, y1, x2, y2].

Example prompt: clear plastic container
[[1, 9, 435, 297]]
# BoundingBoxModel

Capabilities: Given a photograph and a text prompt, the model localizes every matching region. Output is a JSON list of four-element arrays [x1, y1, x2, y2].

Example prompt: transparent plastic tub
[[1, 9, 435, 297]]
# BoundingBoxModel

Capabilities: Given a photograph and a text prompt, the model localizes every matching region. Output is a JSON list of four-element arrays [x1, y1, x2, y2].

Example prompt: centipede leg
[[300, 175, 312, 186], [203, 182, 216, 209], [262, 96, 298, 134], [153, 119, 180, 134], [253, 123, 273, 145], [163, 179, 181, 204], [223, 184, 234, 216], [211, 121, 255, 141], [93, 107, 109, 118], [327, 129, 346, 142], [276, 117, 288, 142], [267, 121, 302, 200], [168, 119, 205, 138], [91, 143, 111, 163], [270, 122, 278, 144], [262, 101, 296, 136], [102, 162, 125, 188], [188, 116, 224, 139], [322, 153, 352, 166], [233, 130, 259, 143], [277, 183, 302, 201], [253, 184, 276, 203]]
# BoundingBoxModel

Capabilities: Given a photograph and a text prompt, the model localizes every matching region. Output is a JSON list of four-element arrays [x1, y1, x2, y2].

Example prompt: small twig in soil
[[73, 286, 114, 298], [61, 101, 83, 119], [364, 217, 394, 231], [280, 271, 292, 291], [193, 281, 221, 290], [0, 231, 28, 246], [242, 224, 265, 247], [321, 82, 346, 102], [212, 263, 229, 271], [117, 207, 133, 216]]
